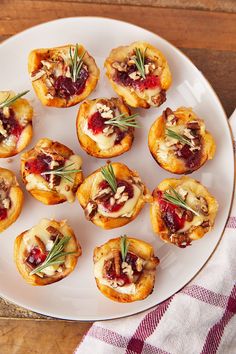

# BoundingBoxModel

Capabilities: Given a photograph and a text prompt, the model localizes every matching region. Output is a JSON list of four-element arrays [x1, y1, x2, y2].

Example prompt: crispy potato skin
[[0, 168, 24, 233], [104, 41, 172, 108], [28, 44, 100, 108], [21, 138, 83, 205], [14, 219, 81, 286], [0, 91, 33, 158], [148, 107, 216, 174], [77, 162, 151, 229], [94, 237, 159, 302], [150, 176, 218, 245], [76, 97, 134, 158]]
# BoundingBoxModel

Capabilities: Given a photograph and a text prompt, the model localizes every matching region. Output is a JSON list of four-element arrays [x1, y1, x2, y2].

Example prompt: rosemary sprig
[[163, 186, 200, 216], [69, 43, 86, 83], [120, 235, 129, 262], [41, 162, 81, 183], [104, 113, 140, 129], [0, 90, 30, 109], [166, 128, 194, 148], [133, 47, 147, 79], [101, 163, 117, 193], [30, 236, 77, 275]]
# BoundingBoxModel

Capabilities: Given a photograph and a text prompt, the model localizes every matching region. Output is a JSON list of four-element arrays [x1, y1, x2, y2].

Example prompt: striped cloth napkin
[[76, 111, 236, 354]]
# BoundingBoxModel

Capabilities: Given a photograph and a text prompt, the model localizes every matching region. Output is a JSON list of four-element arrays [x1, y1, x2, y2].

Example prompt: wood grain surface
[[0, 1, 235, 353]]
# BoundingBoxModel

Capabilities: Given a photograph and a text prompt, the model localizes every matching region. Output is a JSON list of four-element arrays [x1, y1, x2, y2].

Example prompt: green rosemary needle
[[101, 163, 117, 193], [30, 236, 77, 275], [133, 47, 147, 79], [0, 90, 30, 109], [69, 43, 86, 83], [41, 162, 81, 183], [120, 235, 129, 262], [166, 128, 194, 148], [163, 186, 200, 216], [104, 113, 140, 129]]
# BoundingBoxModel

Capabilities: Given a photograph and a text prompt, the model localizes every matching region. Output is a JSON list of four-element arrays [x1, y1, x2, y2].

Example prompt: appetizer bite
[[21, 138, 83, 205], [104, 41, 172, 108], [94, 235, 159, 302], [76, 97, 138, 158], [150, 176, 218, 248], [14, 218, 81, 286], [77, 163, 150, 229], [0, 90, 33, 157], [148, 107, 216, 174], [0, 168, 23, 233], [28, 43, 100, 107]]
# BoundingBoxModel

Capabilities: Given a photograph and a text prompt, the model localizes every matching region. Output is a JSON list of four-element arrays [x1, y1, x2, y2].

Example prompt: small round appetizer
[[76, 97, 138, 158], [0, 90, 33, 157], [28, 43, 100, 107], [0, 168, 24, 233], [77, 163, 150, 229], [14, 218, 81, 286], [21, 138, 83, 205], [148, 107, 216, 174], [104, 41, 172, 108], [94, 235, 159, 302], [150, 176, 218, 248]]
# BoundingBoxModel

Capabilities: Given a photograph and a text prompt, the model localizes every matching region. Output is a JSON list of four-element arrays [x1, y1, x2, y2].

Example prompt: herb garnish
[[0, 90, 30, 109], [166, 128, 194, 148], [104, 113, 140, 129], [133, 47, 147, 79], [69, 43, 86, 83], [30, 236, 76, 275], [163, 186, 200, 216], [101, 163, 117, 193], [41, 162, 81, 183], [120, 235, 129, 262]]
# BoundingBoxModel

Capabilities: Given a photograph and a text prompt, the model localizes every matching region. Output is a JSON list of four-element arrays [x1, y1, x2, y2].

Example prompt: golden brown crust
[[28, 44, 100, 108], [14, 219, 81, 286], [148, 107, 216, 174], [0, 91, 33, 158], [94, 237, 159, 302], [76, 97, 134, 158], [77, 162, 151, 229], [150, 176, 218, 247], [21, 138, 83, 205], [104, 41, 172, 108], [0, 168, 24, 233]]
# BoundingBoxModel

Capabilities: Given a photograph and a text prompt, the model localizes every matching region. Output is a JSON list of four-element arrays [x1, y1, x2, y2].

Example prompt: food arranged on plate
[[94, 235, 159, 302], [77, 163, 151, 229], [0, 167, 24, 232], [148, 107, 216, 174], [76, 97, 138, 158], [150, 176, 218, 248], [28, 43, 100, 107], [0, 90, 33, 157], [14, 218, 81, 285], [21, 138, 83, 205], [104, 41, 172, 108]]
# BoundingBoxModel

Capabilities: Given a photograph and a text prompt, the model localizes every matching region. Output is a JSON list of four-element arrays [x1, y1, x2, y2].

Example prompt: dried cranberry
[[88, 111, 105, 134], [0, 108, 23, 140], [125, 252, 138, 271], [26, 247, 47, 267], [115, 129, 125, 144], [54, 68, 89, 99], [0, 208, 7, 221], [177, 144, 202, 169], [104, 257, 130, 285], [115, 68, 160, 91], [25, 154, 52, 175]]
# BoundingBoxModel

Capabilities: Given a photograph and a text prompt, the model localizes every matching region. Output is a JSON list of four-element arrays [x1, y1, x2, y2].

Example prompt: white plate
[[0, 17, 234, 321]]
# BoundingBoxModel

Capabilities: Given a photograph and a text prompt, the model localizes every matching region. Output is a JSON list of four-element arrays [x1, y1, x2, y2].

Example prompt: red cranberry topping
[[135, 75, 160, 91], [0, 208, 7, 221], [157, 191, 186, 233], [0, 108, 24, 141], [117, 180, 134, 199], [25, 154, 52, 175], [54, 68, 89, 99], [102, 200, 123, 213], [88, 111, 105, 134], [26, 247, 47, 268], [176, 144, 202, 169]]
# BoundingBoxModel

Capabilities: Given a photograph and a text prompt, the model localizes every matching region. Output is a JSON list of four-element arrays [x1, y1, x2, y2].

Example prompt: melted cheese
[[83, 120, 117, 150]]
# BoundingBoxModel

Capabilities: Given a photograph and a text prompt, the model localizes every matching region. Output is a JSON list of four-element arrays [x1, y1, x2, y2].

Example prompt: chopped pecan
[[199, 196, 209, 215], [152, 90, 166, 106], [201, 220, 210, 228], [186, 121, 200, 130], [34, 235, 46, 253], [112, 249, 121, 276], [84, 201, 97, 220], [46, 226, 63, 240]]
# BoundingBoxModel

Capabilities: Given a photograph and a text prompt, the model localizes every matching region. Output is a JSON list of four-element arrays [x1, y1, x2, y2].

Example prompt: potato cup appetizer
[[77, 162, 151, 229], [28, 43, 100, 107], [148, 107, 216, 174], [104, 41, 172, 108], [0, 90, 33, 158], [21, 138, 83, 205], [0, 168, 24, 233], [76, 97, 138, 158], [14, 219, 81, 286], [150, 177, 218, 248], [94, 236, 159, 302]]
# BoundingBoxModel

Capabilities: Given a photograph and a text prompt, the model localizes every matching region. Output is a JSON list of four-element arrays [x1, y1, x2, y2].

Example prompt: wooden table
[[0, 1, 235, 353]]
